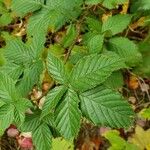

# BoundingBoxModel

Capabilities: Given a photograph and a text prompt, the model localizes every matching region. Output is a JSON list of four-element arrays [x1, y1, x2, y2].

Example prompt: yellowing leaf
[[103, 130, 138, 150], [120, 0, 129, 14], [129, 125, 150, 150], [139, 108, 150, 120], [102, 12, 112, 22], [52, 138, 74, 150]]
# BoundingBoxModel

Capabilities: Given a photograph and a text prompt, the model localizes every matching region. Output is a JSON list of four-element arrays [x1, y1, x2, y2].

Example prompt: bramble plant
[[0, 0, 150, 149]]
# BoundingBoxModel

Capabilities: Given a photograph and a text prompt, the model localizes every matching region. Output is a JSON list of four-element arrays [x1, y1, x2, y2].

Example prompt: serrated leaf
[[27, 8, 54, 36], [11, 0, 42, 17], [41, 86, 67, 119], [28, 29, 46, 58], [0, 72, 17, 102], [131, 0, 150, 12], [47, 52, 67, 84], [14, 98, 32, 127], [52, 138, 74, 150], [103, 71, 124, 89], [17, 60, 43, 96], [0, 73, 31, 129], [3, 34, 32, 65], [0, 62, 23, 81], [32, 123, 52, 150], [70, 53, 126, 91], [102, 14, 131, 36], [27, 0, 83, 36], [102, 0, 128, 9], [108, 37, 142, 66], [42, 113, 55, 127], [86, 17, 102, 33], [87, 34, 104, 54], [61, 24, 77, 48], [69, 45, 87, 64], [55, 89, 81, 139], [80, 86, 134, 128], [20, 112, 41, 132], [0, 104, 14, 131]]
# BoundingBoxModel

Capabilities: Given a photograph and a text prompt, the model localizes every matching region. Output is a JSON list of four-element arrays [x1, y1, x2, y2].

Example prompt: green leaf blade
[[41, 86, 67, 119], [87, 34, 104, 54], [102, 0, 128, 9], [0, 72, 17, 102], [70, 53, 126, 91], [0, 104, 14, 132], [61, 24, 77, 48], [47, 52, 67, 84], [11, 0, 42, 17], [102, 14, 131, 36], [108, 37, 142, 66], [32, 123, 52, 150], [80, 86, 134, 128], [55, 89, 81, 139]]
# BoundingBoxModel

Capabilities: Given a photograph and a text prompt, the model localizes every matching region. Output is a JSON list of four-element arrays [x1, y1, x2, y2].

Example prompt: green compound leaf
[[55, 89, 81, 139], [80, 86, 134, 128], [102, 14, 132, 36], [2, 33, 45, 96], [27, 0, 83, 36], [0, 72, 32, 129], [70, 53, 126, 91]]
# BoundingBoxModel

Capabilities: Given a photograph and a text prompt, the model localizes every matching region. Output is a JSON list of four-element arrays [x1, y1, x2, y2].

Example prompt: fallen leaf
[[128, 75, 139, 90], [52, 137, 74, 150], [103, 130, 138, 150], [129, 125, 150, 150], [139, 107, 150, 120]]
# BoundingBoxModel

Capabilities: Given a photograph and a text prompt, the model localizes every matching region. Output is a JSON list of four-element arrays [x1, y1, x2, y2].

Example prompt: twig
[[138, 77, 150, 101], [135, 102, 150, 109]]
